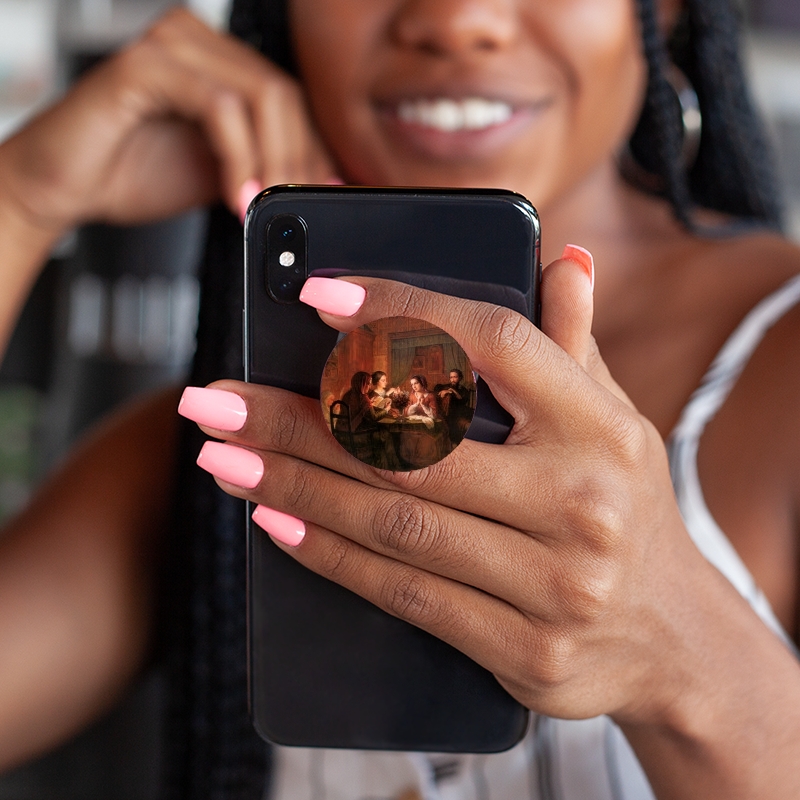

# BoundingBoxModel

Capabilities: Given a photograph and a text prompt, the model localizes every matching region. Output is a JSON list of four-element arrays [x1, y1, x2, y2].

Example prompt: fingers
[[275, 521, 534, 688], [178, 381, 640, 543], [208, 443, 558, 615], [540, 245, 594, 368], [142, 10, 336, 190], [539, 247, 633, 406], [30, 7, 336, 224]]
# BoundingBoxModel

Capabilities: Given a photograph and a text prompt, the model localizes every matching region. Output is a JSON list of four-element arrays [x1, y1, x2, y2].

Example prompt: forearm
[[0, 388, 179, 771], [618, 560, 800, 799], [0, 172, 64, 356]]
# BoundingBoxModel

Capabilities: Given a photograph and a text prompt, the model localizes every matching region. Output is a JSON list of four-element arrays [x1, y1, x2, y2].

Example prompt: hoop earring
[[619, 64, 702, 193]]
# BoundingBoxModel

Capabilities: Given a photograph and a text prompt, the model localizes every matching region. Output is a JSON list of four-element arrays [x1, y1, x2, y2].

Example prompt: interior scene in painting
[[320, 317, 475, 471]]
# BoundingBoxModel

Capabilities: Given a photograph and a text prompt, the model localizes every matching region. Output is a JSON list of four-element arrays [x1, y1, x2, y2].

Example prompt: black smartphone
[[244, 185, 540, 753]]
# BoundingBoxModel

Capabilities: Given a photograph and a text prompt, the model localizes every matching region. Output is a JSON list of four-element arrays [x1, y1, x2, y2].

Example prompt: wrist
[[0, 181, 67, 352], [614, 557, 800, 797]]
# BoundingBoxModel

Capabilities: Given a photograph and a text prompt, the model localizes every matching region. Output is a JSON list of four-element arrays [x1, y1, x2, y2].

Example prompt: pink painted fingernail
[[178, 387, 247, 431], [561, 244, 595, 293], [299, 277, 365, 317], [238, 178, 262, 223], [252, 505, 306, 547], [196, 441, 263, 488]]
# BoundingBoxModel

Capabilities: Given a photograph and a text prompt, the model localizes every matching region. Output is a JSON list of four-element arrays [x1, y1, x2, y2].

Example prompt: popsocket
[[321, 317, 475, 471]]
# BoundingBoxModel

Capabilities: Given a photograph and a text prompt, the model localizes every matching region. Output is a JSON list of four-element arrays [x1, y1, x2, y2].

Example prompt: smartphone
[[244, 185, 540, 752]]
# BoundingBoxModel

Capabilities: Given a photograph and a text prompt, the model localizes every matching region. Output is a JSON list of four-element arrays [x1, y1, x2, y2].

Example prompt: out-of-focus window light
[[745, 0, 800, 241], [0, 0, 57, 140]]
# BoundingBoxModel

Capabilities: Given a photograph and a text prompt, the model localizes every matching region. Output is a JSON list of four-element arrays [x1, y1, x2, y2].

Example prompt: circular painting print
[[320, 317, 476, 471]]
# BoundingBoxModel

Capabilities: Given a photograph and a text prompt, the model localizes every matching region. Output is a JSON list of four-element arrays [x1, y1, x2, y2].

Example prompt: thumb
[[542, 245, 634, 408], [540, 244, 595, 368]]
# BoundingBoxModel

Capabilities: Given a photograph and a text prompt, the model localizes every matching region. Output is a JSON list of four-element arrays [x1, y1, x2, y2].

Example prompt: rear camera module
[[266, 214, 307, 303]]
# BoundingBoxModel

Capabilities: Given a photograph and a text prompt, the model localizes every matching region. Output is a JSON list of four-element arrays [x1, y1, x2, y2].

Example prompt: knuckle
[[270, 401, 309, 452], [142, 9, 185, 45], [560, 557, 619, 623], [600, 404, 649, 472], [561, 477, 628, 553], [373, 494, 439, 558], [383, 569, 443, 627], [316, 535, 351, 582], [482, 306, 539, 363], [281, 460, 317, 515], [530, 630, 576, 688], [392, 282, 428, 320]]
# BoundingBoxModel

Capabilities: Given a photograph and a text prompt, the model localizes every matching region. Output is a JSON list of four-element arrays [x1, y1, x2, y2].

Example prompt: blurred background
[[0, 0, 797, 796]]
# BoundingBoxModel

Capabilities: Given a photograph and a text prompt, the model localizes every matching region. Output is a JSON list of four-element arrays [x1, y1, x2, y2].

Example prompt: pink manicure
[[238, 179, 262, 223], [179, 387, 247, 431], [252, 505, 306, 547], [196, 441, 263, 488], [299, 277, 366, 317], [561, 244, 595, 293]]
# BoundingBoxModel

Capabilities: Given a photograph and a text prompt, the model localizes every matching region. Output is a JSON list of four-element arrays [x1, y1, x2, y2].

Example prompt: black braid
[[681, 0, 783, 226], [161, 1, 786, 797], [629, 0, 696, 227], [631, 0, 783, 229]]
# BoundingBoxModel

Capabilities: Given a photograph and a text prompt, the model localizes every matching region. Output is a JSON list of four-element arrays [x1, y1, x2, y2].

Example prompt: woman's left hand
[[181, 256, 742, 730]]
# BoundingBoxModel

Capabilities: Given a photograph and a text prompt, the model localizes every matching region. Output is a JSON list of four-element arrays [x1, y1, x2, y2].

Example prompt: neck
[[541, 160, 678, 259]]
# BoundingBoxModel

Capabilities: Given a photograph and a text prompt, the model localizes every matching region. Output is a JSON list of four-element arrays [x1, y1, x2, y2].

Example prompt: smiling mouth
[[396, 97, 514, 132]]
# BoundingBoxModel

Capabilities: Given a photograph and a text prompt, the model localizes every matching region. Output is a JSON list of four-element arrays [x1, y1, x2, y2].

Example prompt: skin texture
[[0, 0, 798, 797]]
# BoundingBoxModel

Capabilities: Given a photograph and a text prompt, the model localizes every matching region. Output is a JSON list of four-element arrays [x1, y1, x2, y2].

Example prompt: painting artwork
[[320, 317, 476, 471]]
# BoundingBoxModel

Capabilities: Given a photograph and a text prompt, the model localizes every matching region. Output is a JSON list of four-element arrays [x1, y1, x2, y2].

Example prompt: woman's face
[[378, 374, 388, 389], [411, 378, 421, 392], [290, 0, 654, 212]]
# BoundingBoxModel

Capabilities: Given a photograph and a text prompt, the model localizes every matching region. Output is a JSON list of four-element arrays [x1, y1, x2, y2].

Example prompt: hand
[[183, 253, 722, 732], [0, 8, 336, 236]]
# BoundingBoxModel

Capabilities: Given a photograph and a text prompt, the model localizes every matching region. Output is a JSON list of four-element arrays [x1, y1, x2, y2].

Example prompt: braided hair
[[161, 2, 783, 798], [632, 0, 783, 229]]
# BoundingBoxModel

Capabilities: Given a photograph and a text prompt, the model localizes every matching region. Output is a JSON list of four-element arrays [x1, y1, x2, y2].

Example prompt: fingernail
[[178, 387, 247, 431], [238, 178, 262, 223], [561, 244, 595, 293], [252, 505, 306, 547], [325, 176, 345, 185], [196, 441, 263, 488], [299, 277, 365, 317]]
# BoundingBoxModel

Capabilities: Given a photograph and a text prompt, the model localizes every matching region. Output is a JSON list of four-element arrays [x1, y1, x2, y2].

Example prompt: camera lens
[[267, 214, 307, 303]]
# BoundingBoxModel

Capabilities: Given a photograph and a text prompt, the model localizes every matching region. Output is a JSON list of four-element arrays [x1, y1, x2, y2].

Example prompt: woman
[[404, 375, 439, 420], [398, 374, 444, 468], [0, 1, 798, 799], [368, 371, 398, 413]]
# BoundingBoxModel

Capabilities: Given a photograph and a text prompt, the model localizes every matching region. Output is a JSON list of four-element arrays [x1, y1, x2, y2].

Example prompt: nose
[[391, 0, 518, 57]]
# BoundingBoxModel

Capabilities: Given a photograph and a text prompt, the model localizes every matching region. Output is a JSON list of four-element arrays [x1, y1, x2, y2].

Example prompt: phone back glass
[[245, 186, 540, 752]]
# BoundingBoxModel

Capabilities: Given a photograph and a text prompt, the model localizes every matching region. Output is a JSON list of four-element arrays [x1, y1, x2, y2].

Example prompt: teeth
[[397, 98, 513, 132]]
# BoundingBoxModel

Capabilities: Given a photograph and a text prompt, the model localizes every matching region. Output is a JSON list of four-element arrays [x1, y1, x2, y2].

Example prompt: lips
[[377, 93, 548, 161]]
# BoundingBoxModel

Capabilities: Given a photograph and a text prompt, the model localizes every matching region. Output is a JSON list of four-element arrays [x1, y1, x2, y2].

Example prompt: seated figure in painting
[[433, 368, 473, 447], [404, 375, 440, 420], [369, 371, 399, 415], [398, 375, 446, 469], [336, 371, 398, 469]]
